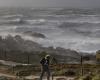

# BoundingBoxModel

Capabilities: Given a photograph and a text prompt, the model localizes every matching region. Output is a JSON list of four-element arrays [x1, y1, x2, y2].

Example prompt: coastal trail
[[0, 72, 75, 80]]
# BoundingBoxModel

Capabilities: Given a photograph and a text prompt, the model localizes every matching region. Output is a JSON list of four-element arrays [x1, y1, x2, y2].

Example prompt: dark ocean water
[[0, 8, 100, 52]]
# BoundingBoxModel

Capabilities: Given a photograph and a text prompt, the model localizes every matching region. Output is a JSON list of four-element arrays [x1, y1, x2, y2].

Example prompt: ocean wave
[[0, 26, 17, 31], [0, 32, 21, 38], [1, 13, 100, 26], [0, 18, 48, 25], [2, 14, 23, 19], [24, 18, 100, 26], [0, 18, 27, 25], [26, 19, 46, 25], [67, 20, 100, 24], [58, 21, 100, 29], [31, 35, 100, 53]]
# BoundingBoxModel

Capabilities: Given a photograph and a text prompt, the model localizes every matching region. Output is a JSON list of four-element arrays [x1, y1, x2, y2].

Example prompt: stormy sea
[[0, 8, 100, 53]]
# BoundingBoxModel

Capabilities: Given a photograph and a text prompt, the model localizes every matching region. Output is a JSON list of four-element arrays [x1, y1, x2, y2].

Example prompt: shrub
[[83, 75, 92, 80], [65, 70, 76, 76], [0, 76, 8, 80]]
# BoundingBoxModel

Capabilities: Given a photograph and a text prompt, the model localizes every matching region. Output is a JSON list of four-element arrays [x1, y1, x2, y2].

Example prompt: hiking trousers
[[40, 65, 50, 80]]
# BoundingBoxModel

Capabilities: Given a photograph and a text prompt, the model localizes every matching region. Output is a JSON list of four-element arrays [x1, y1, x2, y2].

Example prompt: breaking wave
[[0, 8, 100, 52]]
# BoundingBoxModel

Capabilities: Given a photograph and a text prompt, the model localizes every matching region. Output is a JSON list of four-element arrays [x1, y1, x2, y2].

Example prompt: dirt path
[[0, 73, 15, 78], [26, 75, 75, 80], [0, 73, 75, 80]]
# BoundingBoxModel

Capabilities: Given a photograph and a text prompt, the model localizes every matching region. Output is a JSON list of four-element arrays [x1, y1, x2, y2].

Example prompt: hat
[[45, 54, 50, 59]]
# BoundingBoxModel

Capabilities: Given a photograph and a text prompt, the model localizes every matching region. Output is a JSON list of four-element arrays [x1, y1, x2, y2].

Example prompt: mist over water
[[0, 8, 100, 52]]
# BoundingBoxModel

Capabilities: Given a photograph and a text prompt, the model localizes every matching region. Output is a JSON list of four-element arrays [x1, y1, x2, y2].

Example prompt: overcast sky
[[0, 0, 100, 8]]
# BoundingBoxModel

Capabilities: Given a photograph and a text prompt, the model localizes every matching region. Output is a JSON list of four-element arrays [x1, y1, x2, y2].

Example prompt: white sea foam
[[0, 8, 100, 52], [2, 14, 23, 18], [26, 19, 46, 24]]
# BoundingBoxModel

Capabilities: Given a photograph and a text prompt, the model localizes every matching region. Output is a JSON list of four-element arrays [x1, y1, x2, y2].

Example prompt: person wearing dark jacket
[[40, 55, 50, 80]]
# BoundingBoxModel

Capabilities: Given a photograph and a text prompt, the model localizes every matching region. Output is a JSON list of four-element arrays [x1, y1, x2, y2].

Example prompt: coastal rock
[[24, 31, 46, 38]]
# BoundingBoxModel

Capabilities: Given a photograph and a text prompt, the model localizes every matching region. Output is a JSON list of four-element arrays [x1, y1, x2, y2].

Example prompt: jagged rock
[[24, 31, 46, 38]]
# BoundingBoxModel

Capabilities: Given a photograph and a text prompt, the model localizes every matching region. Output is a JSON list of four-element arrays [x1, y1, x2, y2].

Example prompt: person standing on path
[[40, 55, 50, 80]]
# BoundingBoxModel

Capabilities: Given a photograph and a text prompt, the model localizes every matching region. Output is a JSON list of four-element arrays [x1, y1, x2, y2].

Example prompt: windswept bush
[[65, 70, 76, 76], [0, 76, 9, 80]]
